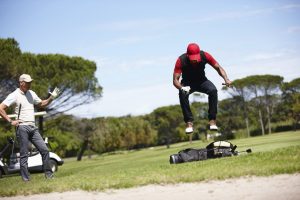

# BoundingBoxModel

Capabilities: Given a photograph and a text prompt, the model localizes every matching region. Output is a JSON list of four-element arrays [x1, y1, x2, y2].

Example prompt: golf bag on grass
[[169, 140, 245, 164]]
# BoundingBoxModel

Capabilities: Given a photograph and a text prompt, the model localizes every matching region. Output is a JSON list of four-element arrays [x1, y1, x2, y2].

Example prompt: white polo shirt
[[2, 88, 42, 125]]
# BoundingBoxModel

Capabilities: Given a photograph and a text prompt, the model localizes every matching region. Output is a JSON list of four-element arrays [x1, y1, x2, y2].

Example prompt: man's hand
[[10, 120, 22, 127], [223, 80, 232, 87], [49, 87, 61, 99], [181, 86, 191, 94]]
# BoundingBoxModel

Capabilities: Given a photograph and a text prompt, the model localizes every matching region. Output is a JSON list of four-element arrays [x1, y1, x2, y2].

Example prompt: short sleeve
[[174, 58, 182, 74], [204, 52, 218, 66], [30, 91, 42, 105], [2, 92, 17, 107]]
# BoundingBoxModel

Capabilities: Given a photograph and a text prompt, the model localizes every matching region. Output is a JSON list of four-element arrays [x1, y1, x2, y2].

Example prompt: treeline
[[0, 38, 299, 159]]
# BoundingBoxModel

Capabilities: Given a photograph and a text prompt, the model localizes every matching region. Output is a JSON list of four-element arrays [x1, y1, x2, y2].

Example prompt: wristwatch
[[8, 119, 12, 125]]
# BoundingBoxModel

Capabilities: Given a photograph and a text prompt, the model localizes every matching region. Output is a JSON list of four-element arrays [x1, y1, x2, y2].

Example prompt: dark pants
[[179, 80, 218, 123], [16, 125, 52, 181]]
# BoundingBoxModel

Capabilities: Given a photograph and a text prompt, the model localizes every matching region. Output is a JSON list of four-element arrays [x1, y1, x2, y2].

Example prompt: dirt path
[[2, 174, 300, 200]]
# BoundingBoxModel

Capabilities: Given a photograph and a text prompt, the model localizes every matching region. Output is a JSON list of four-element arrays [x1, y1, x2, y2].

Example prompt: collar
[[17, 88, 28, 95]]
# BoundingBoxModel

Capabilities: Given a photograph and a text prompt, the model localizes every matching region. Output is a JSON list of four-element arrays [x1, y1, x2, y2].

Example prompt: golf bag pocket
[[206, 141, 236, 158], [170, 148, 207, 164]]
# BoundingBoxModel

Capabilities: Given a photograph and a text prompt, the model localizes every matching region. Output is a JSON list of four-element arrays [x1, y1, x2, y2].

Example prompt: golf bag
[[169, 140, 238, 164]]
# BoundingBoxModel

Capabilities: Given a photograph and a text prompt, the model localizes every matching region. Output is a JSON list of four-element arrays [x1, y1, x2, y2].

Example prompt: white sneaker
[[209, 125, 218, 130], [185, 127, 193, 134]]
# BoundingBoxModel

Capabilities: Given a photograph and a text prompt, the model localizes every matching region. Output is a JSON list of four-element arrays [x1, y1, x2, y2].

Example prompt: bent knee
[[208, 89, 218, 96]]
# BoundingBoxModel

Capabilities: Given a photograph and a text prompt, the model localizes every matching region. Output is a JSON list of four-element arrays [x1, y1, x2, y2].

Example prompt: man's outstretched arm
[[37, 87, 61, 108], [211, 63, 232, 86]]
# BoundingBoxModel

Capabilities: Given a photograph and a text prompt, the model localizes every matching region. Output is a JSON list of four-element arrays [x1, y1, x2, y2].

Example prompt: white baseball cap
[[19, 74, 33, 82]]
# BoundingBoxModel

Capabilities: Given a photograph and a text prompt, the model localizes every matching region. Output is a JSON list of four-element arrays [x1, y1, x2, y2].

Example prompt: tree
[[282, 78, 300, 130], [223, 75, 284, 136], [252, 75, 283, 134], [0, 38, 102, 116], [0, 38, 22, 100], [20, 53, 103, 116], [218, 97, 246, 138], [251, 83, 265, 134], [223, 78, 252, 137], [44, 115, 81, 157], [77, 119, 96, 161], [150, 105, 184, 148]]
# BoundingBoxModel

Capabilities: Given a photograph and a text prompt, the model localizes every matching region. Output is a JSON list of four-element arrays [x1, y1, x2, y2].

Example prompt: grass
[[0, 131, 300, 196]]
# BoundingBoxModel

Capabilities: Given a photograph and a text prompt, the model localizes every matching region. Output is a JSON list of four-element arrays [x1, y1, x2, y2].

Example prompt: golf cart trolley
[[0, 111, 64, 178]]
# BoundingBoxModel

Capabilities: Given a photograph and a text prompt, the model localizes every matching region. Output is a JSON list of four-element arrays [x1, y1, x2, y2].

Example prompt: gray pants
[[16, 125, 52, 181]]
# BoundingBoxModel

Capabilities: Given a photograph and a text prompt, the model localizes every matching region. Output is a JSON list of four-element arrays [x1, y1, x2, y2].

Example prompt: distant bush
[[274, 124, 299, 132], [250, 128, 262, 136]]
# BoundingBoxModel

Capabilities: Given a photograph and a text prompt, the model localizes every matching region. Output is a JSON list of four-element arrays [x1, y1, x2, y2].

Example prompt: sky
[[1, 0, 300, 118]]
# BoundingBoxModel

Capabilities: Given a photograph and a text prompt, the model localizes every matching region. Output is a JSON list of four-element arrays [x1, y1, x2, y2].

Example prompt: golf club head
[[246, 148, 252, 153], [7, 137, 14, 144]]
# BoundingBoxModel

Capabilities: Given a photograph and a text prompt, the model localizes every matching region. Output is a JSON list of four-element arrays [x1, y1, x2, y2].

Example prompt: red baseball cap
[[187, 43, 200, 62]]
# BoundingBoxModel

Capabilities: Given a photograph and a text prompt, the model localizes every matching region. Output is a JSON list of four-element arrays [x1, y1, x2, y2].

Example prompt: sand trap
[[2, 174, 300, 200]]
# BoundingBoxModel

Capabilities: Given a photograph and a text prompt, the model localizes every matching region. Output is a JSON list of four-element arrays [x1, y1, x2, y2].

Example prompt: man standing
[[0, 74, 60, 181], [173, 43, 231, 134]]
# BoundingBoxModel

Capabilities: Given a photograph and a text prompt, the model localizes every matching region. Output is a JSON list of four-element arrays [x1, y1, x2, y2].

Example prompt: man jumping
[[0, 74, 60, 181], [173, 43, 231, 134]]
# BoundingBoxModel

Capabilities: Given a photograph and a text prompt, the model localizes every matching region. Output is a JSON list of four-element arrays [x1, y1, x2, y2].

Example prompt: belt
[[19, 121, 36, 127]]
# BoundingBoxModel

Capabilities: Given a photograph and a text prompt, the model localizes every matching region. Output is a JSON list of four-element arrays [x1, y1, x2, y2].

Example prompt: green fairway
[[1, 131, 300, 196]]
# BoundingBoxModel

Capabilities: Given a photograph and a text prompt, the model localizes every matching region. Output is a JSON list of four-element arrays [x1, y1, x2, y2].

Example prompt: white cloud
[[244, 52, 285, 62], [92, 3, 300, 33], [93, 55, 174, 73], [93, 18, 169, 32], [105, 34, 165, 46], [282, 4, 300, 9], [228, 50, 300, 82], [185, 3, 300, 24], [287, 26, 300, 33]]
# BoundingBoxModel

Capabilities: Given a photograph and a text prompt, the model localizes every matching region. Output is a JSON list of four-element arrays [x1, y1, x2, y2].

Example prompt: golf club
[[11, 104, 21, 156]]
